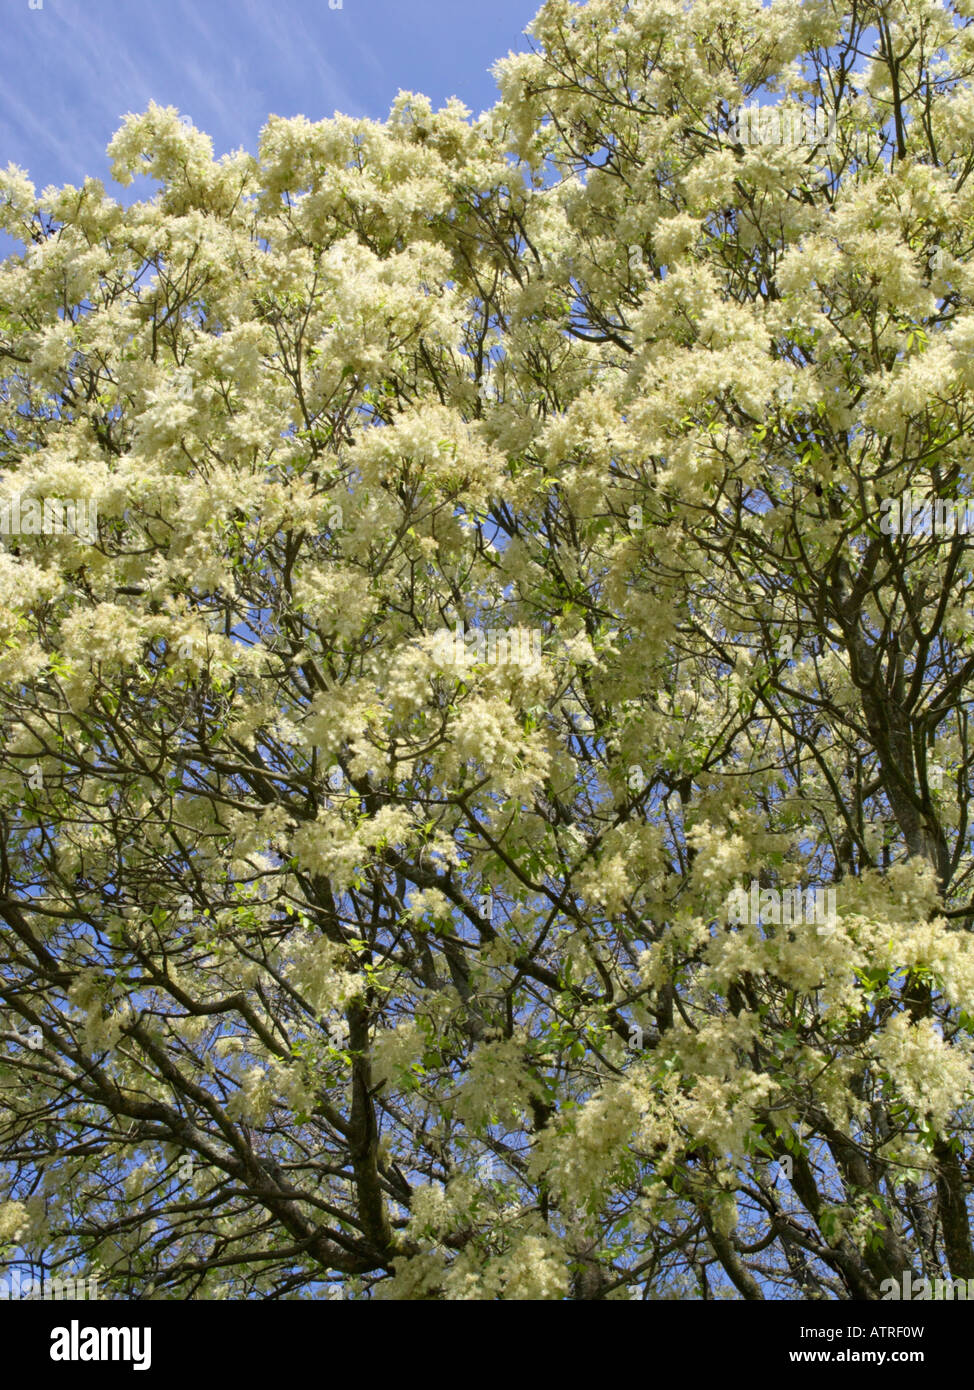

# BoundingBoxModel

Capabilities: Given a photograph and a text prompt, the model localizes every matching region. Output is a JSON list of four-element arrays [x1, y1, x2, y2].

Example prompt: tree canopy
[[2, 0, 974, 1300]]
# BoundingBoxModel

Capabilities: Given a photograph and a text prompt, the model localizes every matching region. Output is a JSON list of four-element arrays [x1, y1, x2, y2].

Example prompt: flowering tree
[[1, 0, 974, 1301]]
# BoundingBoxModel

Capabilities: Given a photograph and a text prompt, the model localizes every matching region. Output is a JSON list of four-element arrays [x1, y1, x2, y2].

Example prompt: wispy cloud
[[0, 0, 535, 196]]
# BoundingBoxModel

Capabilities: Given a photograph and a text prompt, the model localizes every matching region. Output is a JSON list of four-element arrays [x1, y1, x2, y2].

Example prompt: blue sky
[[1, 0, 541, 195]]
